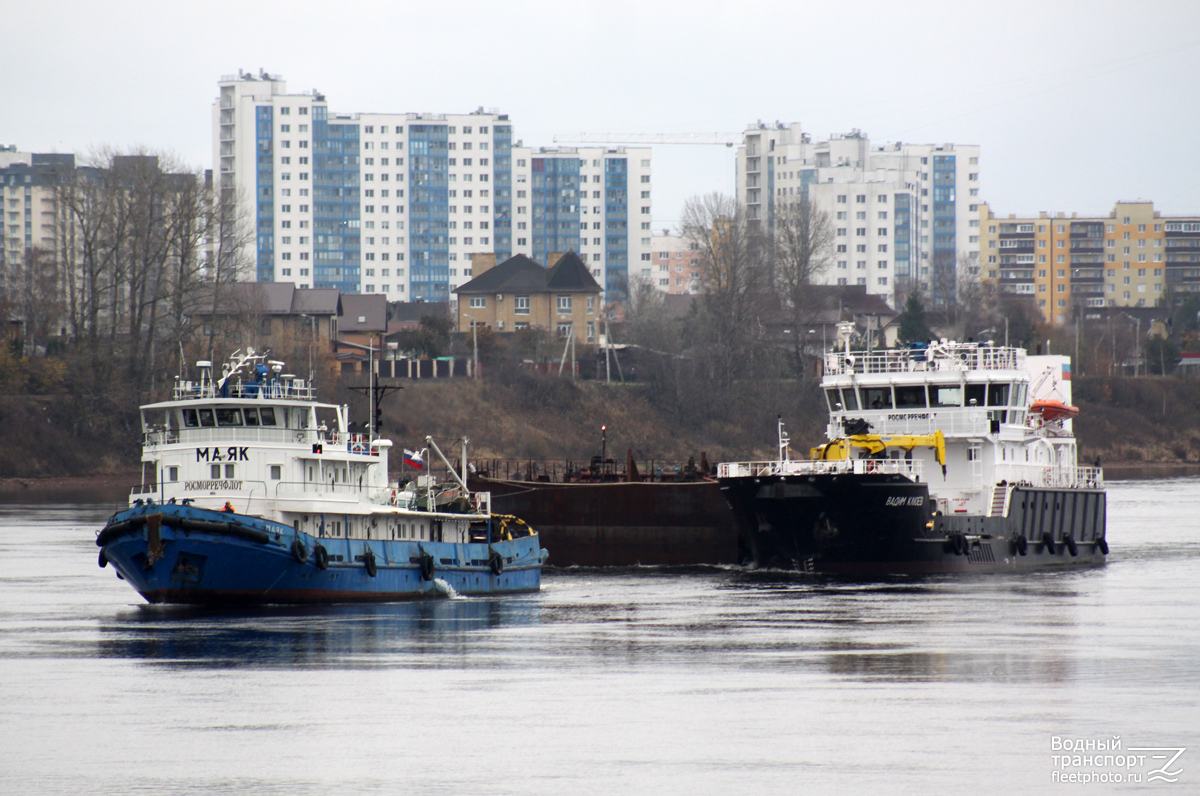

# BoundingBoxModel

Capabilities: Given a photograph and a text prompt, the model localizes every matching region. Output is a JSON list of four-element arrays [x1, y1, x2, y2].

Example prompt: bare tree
[[772, 197, 835, 372], [54, 148, 251, 395], [681, 193, 771, 387], [10, 247, 62, 356]]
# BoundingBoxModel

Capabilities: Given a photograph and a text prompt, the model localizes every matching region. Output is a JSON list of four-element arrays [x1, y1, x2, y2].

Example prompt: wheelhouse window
[[216, 407, 243, 426], [894, 385, 927, 408], [840, 387, 859, 410], [987, 383, 1011, 406], [244, 408, 260, 426], [965, 384, 986, 406], [930, 386, 962, 408], [862, 387, 893, 410], [182, 409, 199, 427], [198, 408, 216, 427], [259, 408, 278, 426]]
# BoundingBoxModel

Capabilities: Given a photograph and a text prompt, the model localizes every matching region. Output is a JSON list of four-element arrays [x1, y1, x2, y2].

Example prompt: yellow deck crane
[[810, 431, 947, 477]]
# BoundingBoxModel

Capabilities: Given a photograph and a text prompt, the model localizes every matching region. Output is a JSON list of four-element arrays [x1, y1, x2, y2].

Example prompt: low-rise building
[[454, 251, 602, 344]]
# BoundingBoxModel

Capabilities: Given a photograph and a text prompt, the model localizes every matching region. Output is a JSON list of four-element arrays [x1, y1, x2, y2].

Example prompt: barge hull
[[472, 478, 739, 566]]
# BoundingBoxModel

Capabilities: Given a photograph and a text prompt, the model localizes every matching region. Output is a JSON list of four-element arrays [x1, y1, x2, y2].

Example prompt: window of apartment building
[[513, 296, 530, 315], [857, 245, 867, 253], [856, 260, 866, 270], [557, 295, 572, 313], [469, 297, 486, 308], [856, 228, 866, 236], [837, 195, 847, 203]]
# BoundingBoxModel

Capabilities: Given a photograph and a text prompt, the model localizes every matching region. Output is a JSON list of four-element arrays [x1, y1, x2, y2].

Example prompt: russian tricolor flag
[[1062, 362, 1071, 381], [404, 448, 424, 469]]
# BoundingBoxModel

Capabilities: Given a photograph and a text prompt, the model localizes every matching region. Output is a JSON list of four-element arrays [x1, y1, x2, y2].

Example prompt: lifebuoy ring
[[488, 548, 504, 575], [1042, 532, 1056, 555], [1063, 534, 1078, 557], [291, 539, 308, 564], [314, 544, 329, 570], [419, 552, 435, 581], [1097, 536, 1109, 555]]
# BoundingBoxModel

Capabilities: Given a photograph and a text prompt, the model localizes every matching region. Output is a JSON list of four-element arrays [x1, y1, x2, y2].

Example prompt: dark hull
[[719, 472, 1107, 575], [470, 477, 739, 566]]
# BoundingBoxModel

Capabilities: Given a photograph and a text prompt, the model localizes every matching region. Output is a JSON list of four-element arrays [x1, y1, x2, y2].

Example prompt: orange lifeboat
[[1031, 399, 1079, 422]]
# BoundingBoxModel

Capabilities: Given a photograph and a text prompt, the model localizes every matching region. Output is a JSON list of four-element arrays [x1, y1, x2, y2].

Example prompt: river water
[[2, 478, 1198, 794]]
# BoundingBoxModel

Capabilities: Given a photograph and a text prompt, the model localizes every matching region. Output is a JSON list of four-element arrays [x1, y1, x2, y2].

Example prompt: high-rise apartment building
[[979, 201, 1200, 324], [214, 72, 650, 300], [0, 147, 75, 305], [512, 146, 651, 299], [736, 124, 981, 308]]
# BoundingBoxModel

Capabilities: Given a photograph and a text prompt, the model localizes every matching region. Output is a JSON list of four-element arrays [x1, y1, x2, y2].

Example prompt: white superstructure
[[135, 349, 487, 544]]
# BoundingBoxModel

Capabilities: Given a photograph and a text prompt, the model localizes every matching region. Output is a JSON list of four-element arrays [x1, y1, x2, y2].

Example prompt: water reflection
[[96, 598, 542, 667]]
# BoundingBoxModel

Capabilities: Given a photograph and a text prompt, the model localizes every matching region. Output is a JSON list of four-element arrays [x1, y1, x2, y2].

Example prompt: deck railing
[[824, 345, 1025, 376], [718, 458, 924, 479]]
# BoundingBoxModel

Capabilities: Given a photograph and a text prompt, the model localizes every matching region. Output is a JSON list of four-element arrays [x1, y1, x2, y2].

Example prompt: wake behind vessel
[[718, 328, 1107, 575], [97, 349, 546, 603]]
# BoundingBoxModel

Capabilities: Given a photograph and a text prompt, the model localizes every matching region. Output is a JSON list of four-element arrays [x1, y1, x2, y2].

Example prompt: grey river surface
[[2, 478, 1199, 795]]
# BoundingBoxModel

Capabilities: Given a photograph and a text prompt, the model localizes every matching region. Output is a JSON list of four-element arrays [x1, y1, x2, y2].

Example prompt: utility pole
[[604, 317, 612, 384], [462, 313, 479, 380]]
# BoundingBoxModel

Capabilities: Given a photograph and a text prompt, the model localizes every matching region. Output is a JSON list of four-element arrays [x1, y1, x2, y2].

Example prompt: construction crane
[[552, 133, 742, 147]]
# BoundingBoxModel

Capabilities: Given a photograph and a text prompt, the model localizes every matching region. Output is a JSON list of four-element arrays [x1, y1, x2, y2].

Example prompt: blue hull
[[97, 504, 544, 605]]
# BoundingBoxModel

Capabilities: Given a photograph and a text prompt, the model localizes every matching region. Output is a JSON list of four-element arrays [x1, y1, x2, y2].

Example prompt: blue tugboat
[[97, 349, 546, 604]]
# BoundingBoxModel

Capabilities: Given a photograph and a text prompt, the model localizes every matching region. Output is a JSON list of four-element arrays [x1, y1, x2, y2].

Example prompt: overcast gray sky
[[6, 0, 1199, 226]]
